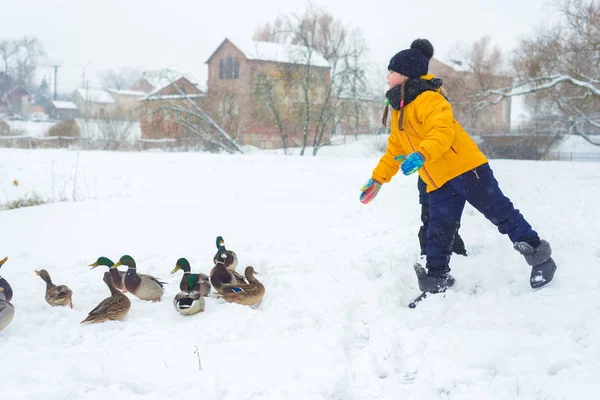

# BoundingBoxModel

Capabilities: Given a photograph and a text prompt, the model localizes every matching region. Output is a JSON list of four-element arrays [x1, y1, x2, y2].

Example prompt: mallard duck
[[89, 256, 127, 292], [0, 287, 15, 332], [173, 290, 205, 316], [0, 256, 13, 303], [210, 246, 247, 294], [171, 258, 211, 296], [216, 266, 265, 306], [81, 271, 131, 324], [34, 269, 73, 308], [112, 255, 165, 302], [212, 236, 239, 271], [211, 236, 246, 282]]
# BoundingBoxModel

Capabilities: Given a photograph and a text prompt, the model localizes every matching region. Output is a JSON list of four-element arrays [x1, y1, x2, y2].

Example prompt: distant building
[[72, 88, 116, 119], [46, 101, 79, 120], [5, 86, 29, 116], [204, 38, 331, 148], [138, 75, 206, 139]]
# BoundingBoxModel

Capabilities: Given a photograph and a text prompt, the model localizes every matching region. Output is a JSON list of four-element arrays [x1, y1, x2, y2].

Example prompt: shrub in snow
[[0, 120, 9, 136], [47, 120, 80, 137]]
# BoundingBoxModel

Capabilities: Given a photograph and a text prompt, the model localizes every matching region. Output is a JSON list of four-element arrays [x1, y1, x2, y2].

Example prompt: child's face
[[387, 71, 407, 88]]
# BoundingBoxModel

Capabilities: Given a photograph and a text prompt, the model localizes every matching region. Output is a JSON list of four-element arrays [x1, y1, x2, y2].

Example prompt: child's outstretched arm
[[371, 132, 406, 184]]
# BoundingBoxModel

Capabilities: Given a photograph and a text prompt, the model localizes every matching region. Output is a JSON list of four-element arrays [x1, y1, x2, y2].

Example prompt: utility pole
[[50, 64, 61, 100]]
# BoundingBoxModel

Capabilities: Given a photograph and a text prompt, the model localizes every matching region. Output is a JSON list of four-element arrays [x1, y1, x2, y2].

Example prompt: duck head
[[171, 258, 191, 274], [89, 256, 115, 270], [112, 255, 136, 270]]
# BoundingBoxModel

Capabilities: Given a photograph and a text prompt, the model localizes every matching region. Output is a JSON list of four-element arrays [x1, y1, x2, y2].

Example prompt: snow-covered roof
[[437, 58, 472, 73], [75, 88, 115, 104], [221, 39, 330, 68], [52, 101, 78, 110], [107, 88, 147, 97], [141, 74, 204, 101]]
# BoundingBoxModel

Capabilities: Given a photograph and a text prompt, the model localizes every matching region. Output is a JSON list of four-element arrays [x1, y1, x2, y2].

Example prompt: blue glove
[[397, 152, 425, 175]]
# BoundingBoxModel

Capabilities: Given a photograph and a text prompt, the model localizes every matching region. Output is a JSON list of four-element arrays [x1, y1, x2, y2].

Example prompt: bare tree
[[141, 70, 243, 153], [14, 37, 45, 90], [254, 66, 296, 153], [473, 0, 600, 143], [253, 2, 371, 155], [0, 39, 18, 73], [443, 36, 510, 133], [97, 67, 143, 90]]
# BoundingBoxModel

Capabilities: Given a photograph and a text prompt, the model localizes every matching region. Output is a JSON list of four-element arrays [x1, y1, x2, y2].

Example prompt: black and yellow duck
[[81, 271, 131, 324], [171, 258, 211, 296], [211, 236, 245, 282], [34, 269, 73, 308], [89, 256, 127, 292], [0, 257, 13, 303], [0, 287, 14, 332], [111, 255, 165, 302], [210, 246, 247, 295], [216, 266, 265, 306]]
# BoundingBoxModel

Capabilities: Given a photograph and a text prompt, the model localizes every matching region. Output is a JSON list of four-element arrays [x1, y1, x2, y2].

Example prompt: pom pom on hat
[[410, 39, 434, 60], [388, 38, 434, 79]]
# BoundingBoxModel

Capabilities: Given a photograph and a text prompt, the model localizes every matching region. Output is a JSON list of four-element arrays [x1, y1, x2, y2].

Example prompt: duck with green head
[[0, 286, 15, 332], [34, 269, 73, 308], [210, 246, 246, 294], [0, 256, 13, 303], [171, 258, 211, 296], [81, 271, 131, 324], [212, 236, 239, 272], [89, 256, 127, 292], [112, 255, 165, 302]]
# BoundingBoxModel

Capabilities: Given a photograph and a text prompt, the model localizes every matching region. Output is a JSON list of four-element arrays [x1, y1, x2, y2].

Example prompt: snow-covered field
[[0, 139, 598, 399]]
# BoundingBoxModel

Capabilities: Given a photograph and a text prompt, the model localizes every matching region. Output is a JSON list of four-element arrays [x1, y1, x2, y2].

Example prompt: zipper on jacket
[[403, 130, 438, 189]]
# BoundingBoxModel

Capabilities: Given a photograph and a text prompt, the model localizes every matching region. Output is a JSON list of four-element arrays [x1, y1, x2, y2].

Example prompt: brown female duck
[[34, 269, 73, 308], [216, 266, 265, 306], [81, 272, 131, 324]]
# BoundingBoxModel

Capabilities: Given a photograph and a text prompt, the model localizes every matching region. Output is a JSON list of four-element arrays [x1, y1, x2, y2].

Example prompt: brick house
[[138, 76, 206, 139], [204, 38, 331, 148], [429, 58, 512, 135]]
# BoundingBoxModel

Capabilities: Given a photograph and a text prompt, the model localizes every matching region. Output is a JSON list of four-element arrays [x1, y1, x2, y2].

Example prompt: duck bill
[[0, 256, 7, 266], [110, 261, 122, 269], [89, 262, 99, 270], [171, 265, 180, 274]]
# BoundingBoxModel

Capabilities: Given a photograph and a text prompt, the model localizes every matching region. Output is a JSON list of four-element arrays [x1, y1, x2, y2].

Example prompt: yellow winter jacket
[[372, 75, 488, 192]]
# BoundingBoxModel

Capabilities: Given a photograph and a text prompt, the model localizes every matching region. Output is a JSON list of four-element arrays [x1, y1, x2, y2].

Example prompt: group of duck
[[0, 236, 265, 331]]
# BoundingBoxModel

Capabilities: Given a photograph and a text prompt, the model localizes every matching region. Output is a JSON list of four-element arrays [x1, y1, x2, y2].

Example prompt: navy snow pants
[[426, 163, 540, 276]]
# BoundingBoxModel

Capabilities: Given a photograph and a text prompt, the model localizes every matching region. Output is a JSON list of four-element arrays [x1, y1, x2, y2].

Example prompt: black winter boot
[[514, 239, 557, 289], [414, 264, 455, 293]]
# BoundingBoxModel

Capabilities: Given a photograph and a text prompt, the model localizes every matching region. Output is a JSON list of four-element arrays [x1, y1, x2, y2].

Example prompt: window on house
[[219, 56, 240, 80]]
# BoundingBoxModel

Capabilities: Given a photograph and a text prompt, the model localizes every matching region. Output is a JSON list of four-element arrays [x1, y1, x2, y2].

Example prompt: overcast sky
[[3, 0, 557, 93]]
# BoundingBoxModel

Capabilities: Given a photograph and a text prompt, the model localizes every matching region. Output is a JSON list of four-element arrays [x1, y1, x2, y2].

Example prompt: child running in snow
[[359, 38, 557, 294]]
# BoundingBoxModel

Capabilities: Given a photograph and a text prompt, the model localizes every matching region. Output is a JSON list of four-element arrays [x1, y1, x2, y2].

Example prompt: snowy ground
[[0, 140, 599, 399]]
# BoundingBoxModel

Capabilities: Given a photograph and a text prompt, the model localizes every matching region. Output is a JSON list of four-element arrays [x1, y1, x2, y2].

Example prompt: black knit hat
[[387, 39, 434, 78]]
